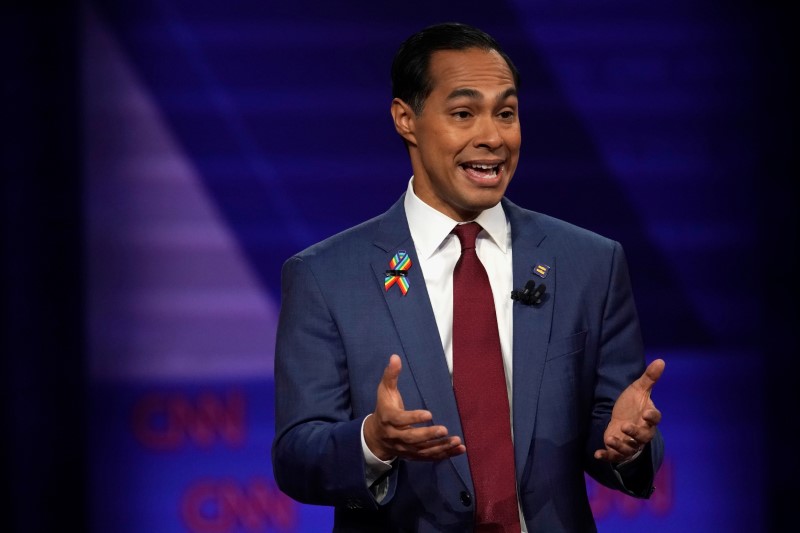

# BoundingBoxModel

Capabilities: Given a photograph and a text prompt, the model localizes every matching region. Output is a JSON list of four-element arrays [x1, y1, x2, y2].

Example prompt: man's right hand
[[364, 354, 466, 461]]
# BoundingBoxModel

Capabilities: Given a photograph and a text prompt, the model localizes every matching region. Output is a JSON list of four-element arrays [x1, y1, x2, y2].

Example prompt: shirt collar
[[403, 177, 509, 260]]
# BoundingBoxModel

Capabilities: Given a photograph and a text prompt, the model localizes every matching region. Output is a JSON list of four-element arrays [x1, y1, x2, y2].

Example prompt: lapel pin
[[384, 250, 412, 295], [532, 263, 550, 279]]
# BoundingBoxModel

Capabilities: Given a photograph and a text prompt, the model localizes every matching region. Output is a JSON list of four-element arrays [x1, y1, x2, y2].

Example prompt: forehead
[[427, 48, 516, 95]]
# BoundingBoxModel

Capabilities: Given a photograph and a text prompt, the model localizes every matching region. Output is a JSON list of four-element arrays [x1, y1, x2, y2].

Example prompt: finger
[[621, 425, 639, 441], [402, 426, 462, 452], [381, 408, 433, 428], [422, 445, 466, 461], [621, 436, 641, 454], [594, 448, 623, 462], [602, 435, 625, 455], [641, 407, 662, 426], [413, 438, 466, 461], [381, 354, 403, 391], [383, 434, 458, 460], [604, 434, 639, 456], [620, 422, 650, 438], [622, 426, 650, 447], [638, 358, 665, 392], [383, 424, 451, 446], [594, 449, 606, 461]]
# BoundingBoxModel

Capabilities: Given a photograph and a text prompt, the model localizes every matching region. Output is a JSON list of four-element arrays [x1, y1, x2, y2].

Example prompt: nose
[[473, 115, 503, 151]]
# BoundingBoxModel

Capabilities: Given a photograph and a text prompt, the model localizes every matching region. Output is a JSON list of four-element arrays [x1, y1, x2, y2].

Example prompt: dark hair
[[391, 22, 520, 115]]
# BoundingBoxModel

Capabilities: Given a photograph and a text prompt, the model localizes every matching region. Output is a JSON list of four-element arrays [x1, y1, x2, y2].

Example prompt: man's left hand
[[594, 358, 665, 463]]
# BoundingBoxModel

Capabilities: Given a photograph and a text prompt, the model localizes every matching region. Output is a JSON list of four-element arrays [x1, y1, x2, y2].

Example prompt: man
[[272, 22, 664, 532]]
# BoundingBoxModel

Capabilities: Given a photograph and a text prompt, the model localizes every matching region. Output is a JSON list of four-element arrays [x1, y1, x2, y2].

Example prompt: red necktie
[[452, 223, 521, 532]]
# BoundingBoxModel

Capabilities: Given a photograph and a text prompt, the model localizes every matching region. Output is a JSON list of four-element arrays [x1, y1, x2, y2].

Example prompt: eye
[[453, 110, 472, 120], [498, 110, 515, 120]]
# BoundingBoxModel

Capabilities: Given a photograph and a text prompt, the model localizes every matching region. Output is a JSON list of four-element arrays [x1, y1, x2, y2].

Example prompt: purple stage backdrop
[[69, 0, 788, 531]]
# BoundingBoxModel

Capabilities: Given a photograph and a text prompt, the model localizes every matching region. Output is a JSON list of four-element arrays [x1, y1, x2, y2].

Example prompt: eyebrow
[[446, 87, 518, 103]]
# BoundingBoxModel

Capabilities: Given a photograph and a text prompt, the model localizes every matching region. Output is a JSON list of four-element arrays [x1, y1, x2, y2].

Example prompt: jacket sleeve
[[584, 241, 664, 498], [271, 255, 391, 509]]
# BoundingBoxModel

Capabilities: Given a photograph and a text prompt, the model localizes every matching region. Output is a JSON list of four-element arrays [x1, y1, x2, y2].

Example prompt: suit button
[[460, 491, 471, 507]]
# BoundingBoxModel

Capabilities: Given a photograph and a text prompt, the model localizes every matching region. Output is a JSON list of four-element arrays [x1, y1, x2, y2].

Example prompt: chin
[[470, 191, 505, 209]]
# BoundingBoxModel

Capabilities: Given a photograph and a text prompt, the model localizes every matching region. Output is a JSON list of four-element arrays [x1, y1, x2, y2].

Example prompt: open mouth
[[461, 162, 503, 180]]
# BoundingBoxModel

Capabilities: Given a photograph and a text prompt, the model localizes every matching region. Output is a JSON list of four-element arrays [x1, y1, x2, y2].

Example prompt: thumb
[[639, 358, 665, 392], [381, 354, 403, 391]]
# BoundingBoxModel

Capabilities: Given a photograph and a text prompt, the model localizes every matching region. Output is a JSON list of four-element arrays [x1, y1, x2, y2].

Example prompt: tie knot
[[452, 222, 482, 251]]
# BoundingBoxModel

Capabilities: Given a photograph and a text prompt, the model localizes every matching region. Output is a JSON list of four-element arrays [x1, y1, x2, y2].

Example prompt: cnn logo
[[181, 477, 296, 532], [132, 389, 247, 450]]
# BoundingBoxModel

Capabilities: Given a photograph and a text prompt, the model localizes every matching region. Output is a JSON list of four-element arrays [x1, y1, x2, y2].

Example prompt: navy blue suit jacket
[[272, 196, 663, 532]]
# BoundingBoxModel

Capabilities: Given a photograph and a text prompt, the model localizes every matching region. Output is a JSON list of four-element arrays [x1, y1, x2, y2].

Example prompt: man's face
[[393, 48, 521, 221]]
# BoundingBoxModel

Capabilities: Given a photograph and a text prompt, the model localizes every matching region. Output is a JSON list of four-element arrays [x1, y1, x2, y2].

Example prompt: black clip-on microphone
[[511, 280, 546, 305]]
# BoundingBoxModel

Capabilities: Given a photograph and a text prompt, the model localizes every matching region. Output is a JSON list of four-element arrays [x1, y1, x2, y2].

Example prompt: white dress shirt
[[361, 178, 516, 491], [402, 178, 514, 389]]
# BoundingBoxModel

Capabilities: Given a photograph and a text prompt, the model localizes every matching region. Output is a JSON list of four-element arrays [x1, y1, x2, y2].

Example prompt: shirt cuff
[[361, 414, 395, 487]]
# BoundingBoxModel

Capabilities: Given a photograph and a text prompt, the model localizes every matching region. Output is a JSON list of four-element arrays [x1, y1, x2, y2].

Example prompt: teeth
[[463, 163, 499, 179]]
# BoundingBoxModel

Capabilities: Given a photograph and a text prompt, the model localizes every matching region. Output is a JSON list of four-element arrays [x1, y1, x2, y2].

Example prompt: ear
[[390, 98, 418, 146]]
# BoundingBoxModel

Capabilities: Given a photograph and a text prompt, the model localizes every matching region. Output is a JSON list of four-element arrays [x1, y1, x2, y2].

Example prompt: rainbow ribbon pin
[[384, 251, 412, 296]]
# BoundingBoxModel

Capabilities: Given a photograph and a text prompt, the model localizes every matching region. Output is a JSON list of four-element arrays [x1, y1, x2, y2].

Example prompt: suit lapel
[[503, 199, 555, 480], [371, 197, 472, 489]]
